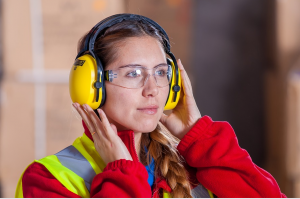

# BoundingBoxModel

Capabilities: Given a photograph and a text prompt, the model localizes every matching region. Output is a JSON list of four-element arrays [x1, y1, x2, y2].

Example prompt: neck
[[134, 131, 142, 161]]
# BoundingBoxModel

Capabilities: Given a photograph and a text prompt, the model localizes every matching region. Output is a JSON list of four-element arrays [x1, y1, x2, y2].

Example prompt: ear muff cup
[[69, 54, 104, 110], [164, 58, 181, 110]]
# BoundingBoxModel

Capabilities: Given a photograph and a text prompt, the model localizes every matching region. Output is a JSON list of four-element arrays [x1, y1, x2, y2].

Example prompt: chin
[[132, 120, 158, 133]]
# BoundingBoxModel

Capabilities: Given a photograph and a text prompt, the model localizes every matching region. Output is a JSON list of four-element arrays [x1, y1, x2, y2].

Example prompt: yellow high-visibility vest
[[16, 133, 212, 198], [15, 133, 172, 198]]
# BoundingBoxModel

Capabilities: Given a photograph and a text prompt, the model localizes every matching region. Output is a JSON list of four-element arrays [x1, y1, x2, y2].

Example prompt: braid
[[140, 123, 192, 198]]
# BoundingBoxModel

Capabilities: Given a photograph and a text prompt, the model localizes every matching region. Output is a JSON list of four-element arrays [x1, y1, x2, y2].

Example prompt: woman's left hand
[[160, 59, 201, 140]]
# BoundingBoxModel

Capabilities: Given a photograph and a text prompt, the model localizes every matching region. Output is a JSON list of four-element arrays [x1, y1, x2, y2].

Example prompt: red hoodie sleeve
[[177, 116, 286, 198], [90, 159, 152, 197], [22, 160, 151, 198]]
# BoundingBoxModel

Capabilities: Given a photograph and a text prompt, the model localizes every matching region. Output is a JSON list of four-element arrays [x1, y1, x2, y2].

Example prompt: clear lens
[[106, 65, 172, 89], [154, 65, 172, 87]]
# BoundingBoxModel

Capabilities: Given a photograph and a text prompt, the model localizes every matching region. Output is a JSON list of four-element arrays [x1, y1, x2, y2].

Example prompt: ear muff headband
[[77, 14, 125, 57], [72, 13, 180, 109], [87, 14, 179, 104], [88, 14, 179, 101], [88, 14, 171, 52]]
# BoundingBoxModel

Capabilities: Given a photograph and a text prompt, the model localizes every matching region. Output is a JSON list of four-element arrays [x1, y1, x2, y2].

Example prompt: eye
[[156, 70, 166, 76], [155, 67, 170, 77], [126, 69, 142, 78]]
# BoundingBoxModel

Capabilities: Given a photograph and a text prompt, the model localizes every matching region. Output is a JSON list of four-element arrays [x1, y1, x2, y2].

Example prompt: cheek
[[160, 87, 170, 105], [103, 87, 134, 111], [102, 86, 137, 122]]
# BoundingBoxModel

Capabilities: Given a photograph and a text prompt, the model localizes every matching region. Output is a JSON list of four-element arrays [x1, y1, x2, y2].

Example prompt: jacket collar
[[82, 120, 172, 196]]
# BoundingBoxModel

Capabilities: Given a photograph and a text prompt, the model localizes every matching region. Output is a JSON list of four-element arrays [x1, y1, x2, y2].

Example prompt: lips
[[137, 105, 159, 115]]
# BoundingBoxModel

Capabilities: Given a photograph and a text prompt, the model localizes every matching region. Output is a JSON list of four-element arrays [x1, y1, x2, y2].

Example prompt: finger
[[82, 104, 109, 141], [97, 109, 115, 139], [177, 59, 193, 97], [178, 59, 192, 95], [72, 103, 96, 134], [110, 123, 118, 135]]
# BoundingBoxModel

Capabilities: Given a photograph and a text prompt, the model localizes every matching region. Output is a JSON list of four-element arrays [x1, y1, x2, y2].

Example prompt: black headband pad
[[88, 14, 171, 53], [82, 14, 124, 53]]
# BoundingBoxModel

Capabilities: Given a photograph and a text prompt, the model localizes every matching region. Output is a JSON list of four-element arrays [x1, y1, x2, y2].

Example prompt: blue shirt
[[144, 147, 155, 187]]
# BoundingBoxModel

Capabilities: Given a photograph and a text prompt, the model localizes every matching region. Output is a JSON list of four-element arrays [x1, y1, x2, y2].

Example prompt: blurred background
[[0, 0, 300, 197]]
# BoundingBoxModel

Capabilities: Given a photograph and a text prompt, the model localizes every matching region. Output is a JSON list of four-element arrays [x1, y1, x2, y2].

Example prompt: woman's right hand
[[72, 103, 133, 165]]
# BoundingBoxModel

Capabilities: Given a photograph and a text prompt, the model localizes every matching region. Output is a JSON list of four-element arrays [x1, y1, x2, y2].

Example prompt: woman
[[16, 14, 285, 198]]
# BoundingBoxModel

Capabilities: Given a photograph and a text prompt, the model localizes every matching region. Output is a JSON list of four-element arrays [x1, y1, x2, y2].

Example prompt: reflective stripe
[[74, 134, 105, 174], [55, 145, 96, 192], [191, 184, 212, 198]]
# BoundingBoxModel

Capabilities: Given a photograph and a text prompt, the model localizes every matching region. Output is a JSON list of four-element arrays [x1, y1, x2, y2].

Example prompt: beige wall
[[286, 63, 300, 197], [0, 0, 124, 197], [283, 0, 300, 196], [265, 0, 300, 197]]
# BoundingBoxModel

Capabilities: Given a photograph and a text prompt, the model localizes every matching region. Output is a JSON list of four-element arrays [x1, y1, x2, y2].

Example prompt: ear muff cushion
[[94, 54, 106, 109], [69, 54, 102, 110], [164, 58, 181, 110]]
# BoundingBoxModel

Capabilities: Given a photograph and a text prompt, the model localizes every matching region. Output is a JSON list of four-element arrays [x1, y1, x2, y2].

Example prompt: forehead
[[106, 36, 167, 70]]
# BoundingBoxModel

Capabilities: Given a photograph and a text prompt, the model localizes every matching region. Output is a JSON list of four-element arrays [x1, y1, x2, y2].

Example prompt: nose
[[142, 74, 159, 98]]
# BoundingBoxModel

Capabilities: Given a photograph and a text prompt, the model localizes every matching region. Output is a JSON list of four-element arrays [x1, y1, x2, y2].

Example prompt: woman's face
[[101, 36, 169, 133]]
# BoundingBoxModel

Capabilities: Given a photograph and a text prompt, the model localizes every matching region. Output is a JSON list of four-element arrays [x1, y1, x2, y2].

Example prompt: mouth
[[137, 105, 159, 115]]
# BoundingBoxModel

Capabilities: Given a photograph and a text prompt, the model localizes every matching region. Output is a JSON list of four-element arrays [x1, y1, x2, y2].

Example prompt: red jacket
[[20, 116, 286, 197]]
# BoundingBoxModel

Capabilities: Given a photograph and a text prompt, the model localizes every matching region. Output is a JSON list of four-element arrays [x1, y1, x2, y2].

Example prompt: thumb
[[110, 123, 118, 135], [160, 113, 168, 125]]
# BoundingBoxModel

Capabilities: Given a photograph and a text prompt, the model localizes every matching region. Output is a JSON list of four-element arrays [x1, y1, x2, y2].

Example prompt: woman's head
[[78, 20, 170, 133], [78, 18, 192, 197]]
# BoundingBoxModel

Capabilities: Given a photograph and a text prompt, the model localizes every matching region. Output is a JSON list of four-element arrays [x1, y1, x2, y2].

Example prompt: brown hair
[[78, 19, 192, 198]]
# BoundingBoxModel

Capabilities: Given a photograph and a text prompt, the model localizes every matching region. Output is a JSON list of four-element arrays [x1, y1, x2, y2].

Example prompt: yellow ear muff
[[69, 54, 102, 110], [164, 58, 181, 110]]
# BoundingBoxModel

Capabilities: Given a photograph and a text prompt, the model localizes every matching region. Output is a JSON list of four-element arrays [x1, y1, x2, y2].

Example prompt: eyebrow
[[118, 63, 168, 69]]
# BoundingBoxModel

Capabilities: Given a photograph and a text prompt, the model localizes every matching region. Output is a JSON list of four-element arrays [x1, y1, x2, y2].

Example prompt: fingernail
[[72, 103, 78, 109], [83, 104, 88, 110]]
